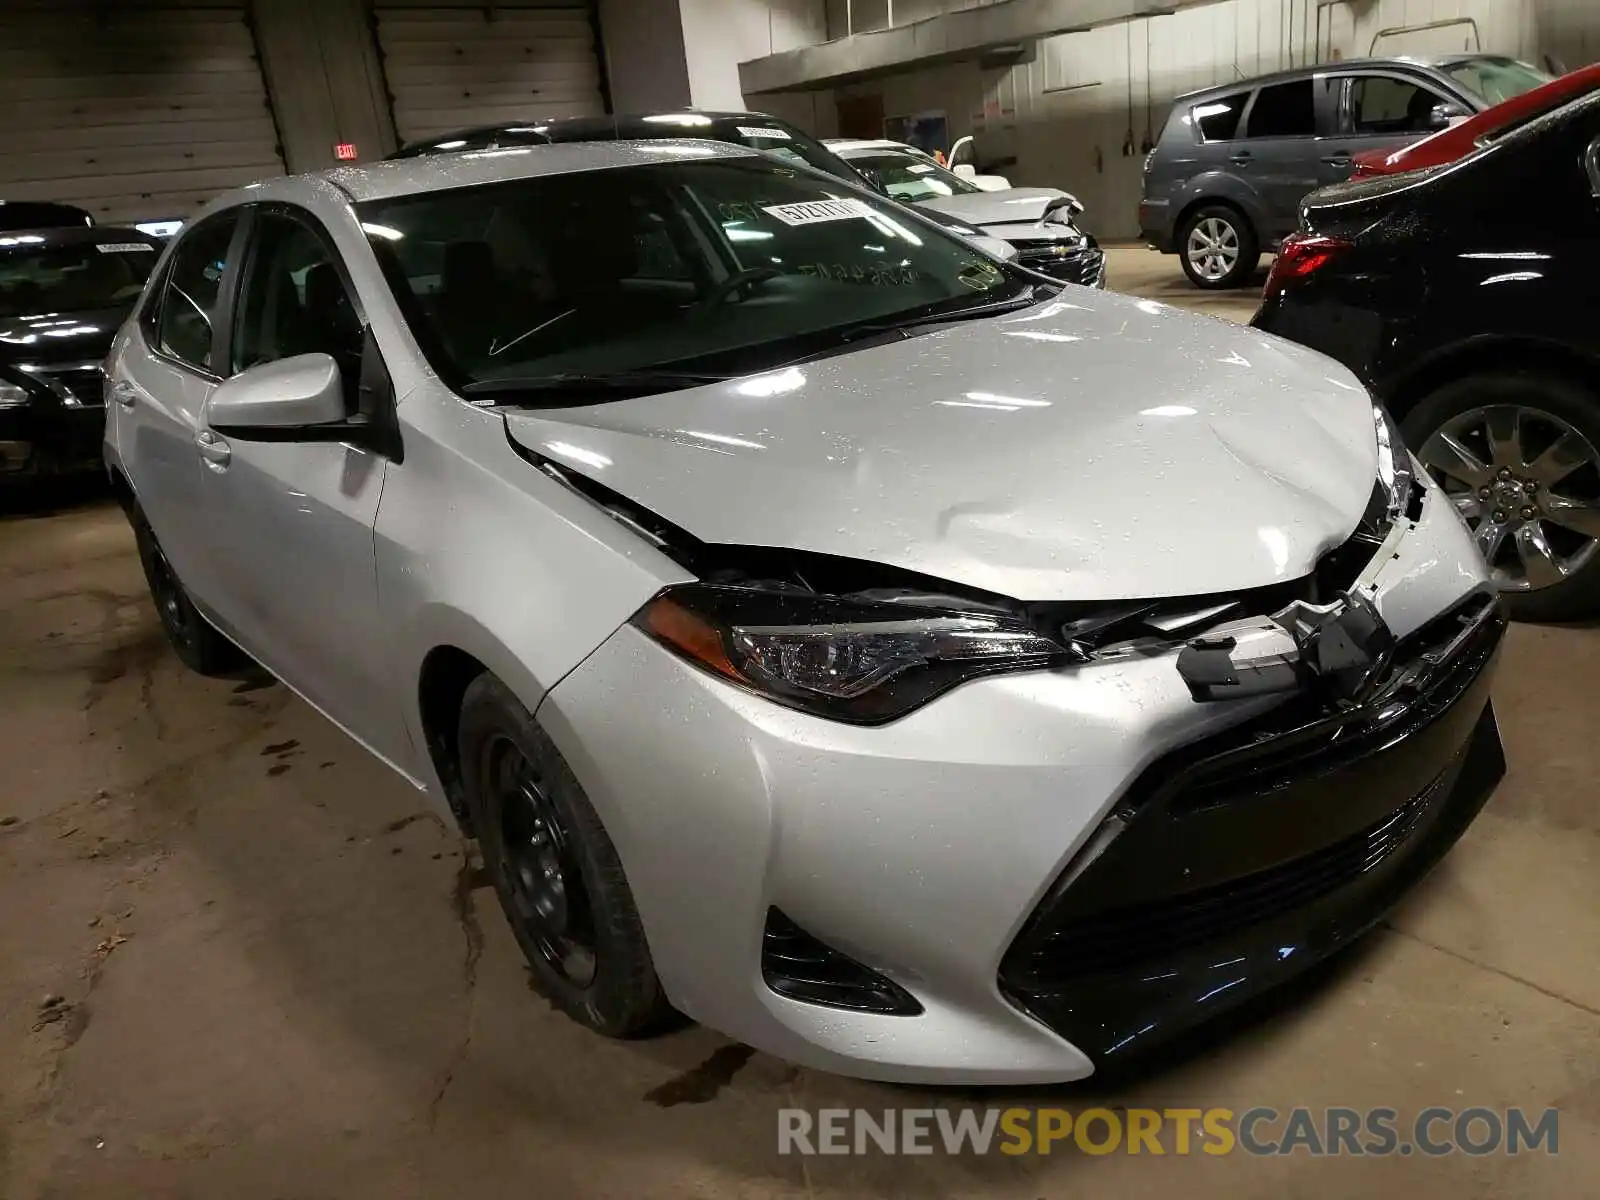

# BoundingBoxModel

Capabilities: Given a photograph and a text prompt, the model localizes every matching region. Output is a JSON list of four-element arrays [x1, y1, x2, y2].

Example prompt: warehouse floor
[[2, 250, 1597, 1199]]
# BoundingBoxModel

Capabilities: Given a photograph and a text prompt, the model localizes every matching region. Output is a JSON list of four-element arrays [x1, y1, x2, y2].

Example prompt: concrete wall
[[597, 0, 693, 110], [762, 0, 1600, 240], [679, 0, 829, 108]]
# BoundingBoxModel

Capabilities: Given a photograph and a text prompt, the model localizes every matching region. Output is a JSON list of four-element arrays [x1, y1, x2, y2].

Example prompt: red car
[[1351, 63, 1600, 178]]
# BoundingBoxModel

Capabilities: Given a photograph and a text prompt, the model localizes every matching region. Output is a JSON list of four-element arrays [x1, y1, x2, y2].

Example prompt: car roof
[[393, 111, 799, 155], [0, 224, 156, 248], [827, 139, 914, 154], [320, 138, 755, 203], [1172, 54, 1493, 102]]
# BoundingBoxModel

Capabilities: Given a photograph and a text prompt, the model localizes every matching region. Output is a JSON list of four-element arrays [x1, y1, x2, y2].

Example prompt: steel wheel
[[485, 733, 598, 988], [1418, 404, 1600, 593], [1186, 216, 1240, 283]]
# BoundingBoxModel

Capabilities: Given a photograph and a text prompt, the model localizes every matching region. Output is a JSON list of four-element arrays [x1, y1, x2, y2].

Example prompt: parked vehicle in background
[[0, 226, 162, 484], [1141, 55, 1551, 289], [389, 111, 1020, 263], [105, 139, 1506, 1083], [1351, 63, 1600, 178], [830, 139, 1105, 287], [1253, 90, 1600, 620], [0, 201, 93, 231]]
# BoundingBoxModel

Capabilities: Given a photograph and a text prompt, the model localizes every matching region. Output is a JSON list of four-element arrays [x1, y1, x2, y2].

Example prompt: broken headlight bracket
[[1176, 590, 1396, 706]]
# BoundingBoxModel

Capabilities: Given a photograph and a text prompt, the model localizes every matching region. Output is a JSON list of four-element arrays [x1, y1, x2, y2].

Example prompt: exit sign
[[334, 143, 359, 161]]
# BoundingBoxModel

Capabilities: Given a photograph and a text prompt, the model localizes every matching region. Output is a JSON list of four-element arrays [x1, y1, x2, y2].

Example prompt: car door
[[110, 212, 246, 604], [1337, 70, 1464, 168], [1234, 75, 1342, 238], [193, 204, 409, 765]]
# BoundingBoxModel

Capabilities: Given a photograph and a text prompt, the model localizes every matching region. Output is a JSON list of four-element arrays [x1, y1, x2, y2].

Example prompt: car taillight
[[1263, 233, 1350, 295]]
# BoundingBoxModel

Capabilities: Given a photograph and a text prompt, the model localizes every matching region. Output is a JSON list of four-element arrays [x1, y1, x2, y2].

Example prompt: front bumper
[[539, 474, 1500, 1083]]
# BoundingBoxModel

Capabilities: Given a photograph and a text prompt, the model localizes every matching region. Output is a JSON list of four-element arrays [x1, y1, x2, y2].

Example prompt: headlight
[[1373, 402, 1414, 518], [0, 380, 32, 409], [634, 583, 1067, 723]]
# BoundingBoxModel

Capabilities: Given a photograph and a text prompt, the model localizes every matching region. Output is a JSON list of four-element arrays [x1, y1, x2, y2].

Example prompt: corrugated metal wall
[[372, 1, 606, 144], [821, 0, 1600, 239], [0, 0, 284, 224]]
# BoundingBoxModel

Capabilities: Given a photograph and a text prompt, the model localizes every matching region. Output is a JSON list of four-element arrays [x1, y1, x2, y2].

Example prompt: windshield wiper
[[461, 369, 733, 404], [824, 287, 1052, 349]]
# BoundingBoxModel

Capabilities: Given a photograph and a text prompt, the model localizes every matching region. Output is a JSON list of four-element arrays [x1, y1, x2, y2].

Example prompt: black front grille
[[1015, 772, 1448, 977], [1013, 241, 1105, 286], [34, 366, 103, 406], [998, 590, 1507, 1059], [762, 908, 922, 1015]]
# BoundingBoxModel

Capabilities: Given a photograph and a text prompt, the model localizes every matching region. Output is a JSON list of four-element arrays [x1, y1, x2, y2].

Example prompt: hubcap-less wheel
[[487, 733, 597, 987], [1419, 404, 1600, 592], [1186, 216, 1240, 283], [140, 525, 195, 649]]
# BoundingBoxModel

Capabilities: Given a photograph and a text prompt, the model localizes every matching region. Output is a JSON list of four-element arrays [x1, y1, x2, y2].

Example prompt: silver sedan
[[105, 139, 1506, 1083]]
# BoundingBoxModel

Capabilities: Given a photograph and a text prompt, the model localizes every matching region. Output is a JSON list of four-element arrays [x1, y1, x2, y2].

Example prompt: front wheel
[[457, 673, 671, 1037], [1178, 204, 1260, 290], [1404, 372, 1600, 621]]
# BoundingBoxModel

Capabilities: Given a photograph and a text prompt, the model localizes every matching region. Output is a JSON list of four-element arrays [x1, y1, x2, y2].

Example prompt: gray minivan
[[1139, 55, 1552, 288]]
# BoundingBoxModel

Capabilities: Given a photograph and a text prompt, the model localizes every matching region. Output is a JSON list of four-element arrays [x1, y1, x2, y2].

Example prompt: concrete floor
[[2, 250, 1598, 1198]]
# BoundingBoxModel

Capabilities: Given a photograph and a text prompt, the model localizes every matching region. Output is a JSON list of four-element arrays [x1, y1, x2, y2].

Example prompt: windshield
[[0, 238, 157, 320], [842, 150, 982, 202], [1440, 56, 1553, 106], [360, 155, 1032, 397]]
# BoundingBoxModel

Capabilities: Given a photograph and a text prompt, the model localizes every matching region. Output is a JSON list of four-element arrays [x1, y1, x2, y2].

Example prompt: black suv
[[1139, 55, 1551, 288]]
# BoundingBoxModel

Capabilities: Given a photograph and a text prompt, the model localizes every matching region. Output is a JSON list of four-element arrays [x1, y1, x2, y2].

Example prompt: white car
[[828, 138, 1105, 286], [105, 138, 1507, 1084]]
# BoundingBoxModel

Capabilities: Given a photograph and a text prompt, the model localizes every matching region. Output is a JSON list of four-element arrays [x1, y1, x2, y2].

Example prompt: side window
[[1192, 92, 1249, 143], [1244, 80, 1317, 138], [1349, 75, 1448, 135], [156, 214, 241, 372], [232, 211, 364, 405]]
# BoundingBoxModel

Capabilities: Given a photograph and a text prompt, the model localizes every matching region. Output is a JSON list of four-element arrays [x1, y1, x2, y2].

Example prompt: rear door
[[1235, 75, 1340, 238]]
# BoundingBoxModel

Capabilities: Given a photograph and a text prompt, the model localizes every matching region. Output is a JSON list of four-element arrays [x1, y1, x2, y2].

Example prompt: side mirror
[[209, 353, 347, 435], [1428, 101, 1469, 130]]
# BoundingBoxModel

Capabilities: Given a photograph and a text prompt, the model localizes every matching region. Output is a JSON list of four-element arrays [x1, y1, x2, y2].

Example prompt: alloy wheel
[[487, 734, 598, 988], [1186, 216, 1240, 282], [1418, 404, 1600, 592]]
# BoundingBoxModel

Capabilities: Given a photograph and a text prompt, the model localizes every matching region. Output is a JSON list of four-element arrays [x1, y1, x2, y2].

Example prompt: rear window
[[1245, 80, 1317, 137], [1190, 93, 1248, 142]]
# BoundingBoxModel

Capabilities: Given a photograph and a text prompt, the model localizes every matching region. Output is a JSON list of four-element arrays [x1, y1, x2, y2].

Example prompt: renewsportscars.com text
[[777, 1106, 1560, 1157]]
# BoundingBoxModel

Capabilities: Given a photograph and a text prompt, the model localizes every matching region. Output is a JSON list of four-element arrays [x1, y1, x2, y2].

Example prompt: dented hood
[[503, 290, 1379, 602], [916, 186, 1076, 227]]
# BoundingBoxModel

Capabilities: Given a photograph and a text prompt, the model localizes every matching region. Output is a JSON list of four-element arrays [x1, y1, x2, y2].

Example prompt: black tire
[[1402, 371, 1600, 622], [129, 506, 246, 675], [1178, 203, 1261, 290], [458, 673, 669, 1037]]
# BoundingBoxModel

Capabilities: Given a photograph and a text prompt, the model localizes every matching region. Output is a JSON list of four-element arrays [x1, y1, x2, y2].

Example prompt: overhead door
[[0, 0, 284, 226], [374, 2, 606, 146]]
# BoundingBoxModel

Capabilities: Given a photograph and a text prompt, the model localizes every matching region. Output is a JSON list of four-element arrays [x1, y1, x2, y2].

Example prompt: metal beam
[[739, 0, 1204, 94]]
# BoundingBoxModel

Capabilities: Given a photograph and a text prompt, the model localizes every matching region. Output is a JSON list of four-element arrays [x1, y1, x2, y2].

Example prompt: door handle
[[109, 380, 137, 409], [196, 430, 231, 470], [1229, 152, 1253, 167], [1321, 151, 1353, 166]]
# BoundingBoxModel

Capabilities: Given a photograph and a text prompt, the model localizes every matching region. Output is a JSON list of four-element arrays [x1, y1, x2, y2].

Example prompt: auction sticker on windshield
[[95, 243, 155, 253], [762, 198, 873, 226], [739, 126, 792, 140]]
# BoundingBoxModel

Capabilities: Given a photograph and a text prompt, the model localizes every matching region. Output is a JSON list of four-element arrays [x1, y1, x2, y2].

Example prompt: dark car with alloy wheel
[[1252, 89, 1600, 620]]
